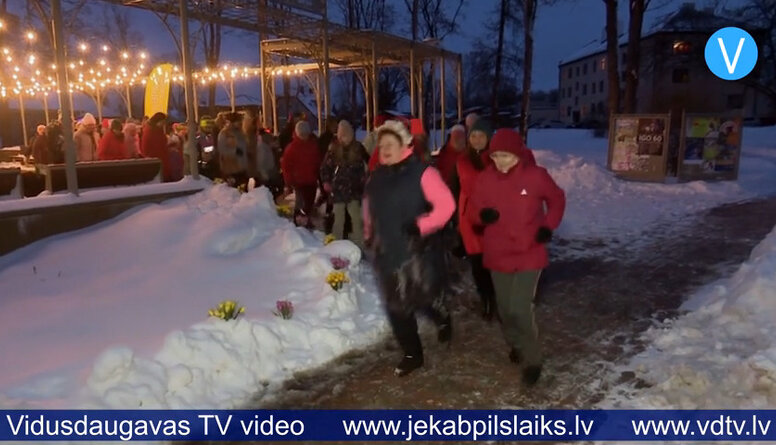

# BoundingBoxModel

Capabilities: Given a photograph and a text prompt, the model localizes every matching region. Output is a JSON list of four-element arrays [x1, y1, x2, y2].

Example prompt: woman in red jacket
[[455, 118, 497, 320], [141, 113, 171, 181], [466, 128, 565, 387], [97, 119, 130, 161], [281, 121, 322, 228], [434, 124, 466, 186]]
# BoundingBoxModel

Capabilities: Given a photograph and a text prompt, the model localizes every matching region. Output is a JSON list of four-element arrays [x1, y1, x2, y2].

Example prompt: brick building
[[558, 3, 774, 126]]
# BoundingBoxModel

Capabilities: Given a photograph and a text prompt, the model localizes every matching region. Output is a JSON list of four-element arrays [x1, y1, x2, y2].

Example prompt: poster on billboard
[[607, 114, 670, 181], [678, 114, 742, 181]]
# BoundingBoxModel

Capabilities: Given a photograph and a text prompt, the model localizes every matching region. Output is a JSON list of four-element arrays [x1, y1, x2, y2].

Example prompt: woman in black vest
[[363, 120, 457, 377]]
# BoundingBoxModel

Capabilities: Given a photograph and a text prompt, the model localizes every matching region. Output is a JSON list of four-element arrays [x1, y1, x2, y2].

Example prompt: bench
[[39, 158, 162, 193], [0, 168, 21, 198], [0, 147, 22, 163]]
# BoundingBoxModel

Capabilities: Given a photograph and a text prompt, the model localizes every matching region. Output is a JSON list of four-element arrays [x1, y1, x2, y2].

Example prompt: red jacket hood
[[487, 128, 536, 167]]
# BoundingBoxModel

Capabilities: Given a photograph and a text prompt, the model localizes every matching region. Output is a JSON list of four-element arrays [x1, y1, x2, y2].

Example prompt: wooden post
[[410, 47, 416, 116], [229, 79, 236, 112], [68, 89, 75, 123], [52, 0, 78, 194], [322, 0, 331, 119], [440, 56, 446, 139], [179, 0, 200, 179], [371, 38, 379, 126], [259, 42, 267, 128], [126, 84, 132, 119], [271, 75, 278, 134], [95, 86, 103, 123], [316, 73, 322, 134], [418, 61, 424, 123], [192, 83, 199, 122], [19, 93, 28, 146], [364, 69, 372, 132], [457, 55, 463, 122], [42, 92, 50, 124]]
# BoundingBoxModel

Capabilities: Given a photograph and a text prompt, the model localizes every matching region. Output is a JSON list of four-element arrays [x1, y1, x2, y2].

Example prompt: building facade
[[558, 4, 774, 126]]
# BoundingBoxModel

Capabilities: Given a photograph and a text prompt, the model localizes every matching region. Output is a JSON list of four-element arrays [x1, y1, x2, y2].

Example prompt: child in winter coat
[[320, 120, 369, 248], [455, 118, 497, 320], [363, 120, 456, 377], [466, 128, 565, 387], [281, 121, 322, 228]]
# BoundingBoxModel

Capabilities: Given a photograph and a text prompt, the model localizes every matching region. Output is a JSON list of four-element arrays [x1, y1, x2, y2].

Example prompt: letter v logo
[[705, 27, 758, 80]]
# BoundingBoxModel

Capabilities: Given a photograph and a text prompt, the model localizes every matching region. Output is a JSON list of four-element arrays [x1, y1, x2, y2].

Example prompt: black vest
[[366, 157, 446, 280]]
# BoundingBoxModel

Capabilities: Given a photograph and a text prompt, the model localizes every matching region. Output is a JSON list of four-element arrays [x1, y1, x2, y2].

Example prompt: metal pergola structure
[[49, 0, 462, 193]]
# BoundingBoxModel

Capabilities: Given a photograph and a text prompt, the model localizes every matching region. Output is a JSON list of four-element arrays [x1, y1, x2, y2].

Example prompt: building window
[[673, 40, 692, 55], [567, 106, 572, 117], [582, 84, 587, 95], [576, 66, 580, 77], [575, 97, 579, 106], [583, 63, 587, 75], [568, 67, 572, 79], [622, 52, 627, 64], [593, 60, 597, 73], [599, 80, 604, 92], [727, 94, 744, 108], [600, 57, 606, 70], [592, 82, 596, 94], [598, 101, 605, 114], [575, 81, 579, 92], [672, 68, 690, 83], [567, 87, 572, 97]]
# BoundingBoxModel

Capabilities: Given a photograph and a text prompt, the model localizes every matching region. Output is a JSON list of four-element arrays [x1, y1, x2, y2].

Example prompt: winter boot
[[481, 294, 498, 322], [394, 354, 424, 377], [522, 365, 542, 387]]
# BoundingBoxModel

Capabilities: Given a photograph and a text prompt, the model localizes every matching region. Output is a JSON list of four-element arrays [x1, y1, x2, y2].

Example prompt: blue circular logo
[[704, 27, 758, 80]]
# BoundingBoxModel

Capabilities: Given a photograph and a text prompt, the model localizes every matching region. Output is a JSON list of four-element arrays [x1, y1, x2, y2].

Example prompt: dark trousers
[[380, 272, 449, 357], [293, 185, 317, 228], [469, 254, 496, 307]]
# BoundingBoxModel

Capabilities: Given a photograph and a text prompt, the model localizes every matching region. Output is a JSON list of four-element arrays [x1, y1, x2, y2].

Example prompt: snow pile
[[607, 224, 776, 408], [0, 185, 387, 409], [529, 127, 776, 244]]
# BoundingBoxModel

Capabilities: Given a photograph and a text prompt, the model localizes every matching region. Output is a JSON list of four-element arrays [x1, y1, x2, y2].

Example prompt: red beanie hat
[[488, 128, 527, 156]]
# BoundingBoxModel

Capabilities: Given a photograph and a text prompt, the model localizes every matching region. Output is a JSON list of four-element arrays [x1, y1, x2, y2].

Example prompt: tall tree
[[603, 0, 620, 116], [623, 0, 650, 113], [519, 0, 537, 138], [737, 0, 776, 110], [492, 0, 509, 121]]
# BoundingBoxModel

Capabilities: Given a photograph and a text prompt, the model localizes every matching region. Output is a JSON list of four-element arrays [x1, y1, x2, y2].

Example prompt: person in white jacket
[[74, 113, 100, 162]]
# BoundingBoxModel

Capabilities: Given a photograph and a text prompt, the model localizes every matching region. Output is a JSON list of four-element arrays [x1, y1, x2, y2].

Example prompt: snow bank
[[529, 128, 776, 244], [0, 185, 387, 409], [606, 224, 776, 408]]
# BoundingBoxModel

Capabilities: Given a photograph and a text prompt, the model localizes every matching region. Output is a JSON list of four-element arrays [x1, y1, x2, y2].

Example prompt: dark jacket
[[320, 140, 369, 203], [365, 155, 455, 313]]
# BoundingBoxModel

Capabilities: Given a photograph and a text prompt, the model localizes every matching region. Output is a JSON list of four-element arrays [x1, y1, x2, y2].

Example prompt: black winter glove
[[480, 208, 500, 225], [535, 226, 553, 244], [403, 221, 421, 238]]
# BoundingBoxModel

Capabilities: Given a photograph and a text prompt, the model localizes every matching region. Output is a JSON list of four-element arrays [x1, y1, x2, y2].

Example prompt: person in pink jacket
[[363, 120, 456, 377]]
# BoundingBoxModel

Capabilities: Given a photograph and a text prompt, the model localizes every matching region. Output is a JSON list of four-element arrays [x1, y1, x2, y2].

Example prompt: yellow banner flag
[[144, 64, 173, 117]]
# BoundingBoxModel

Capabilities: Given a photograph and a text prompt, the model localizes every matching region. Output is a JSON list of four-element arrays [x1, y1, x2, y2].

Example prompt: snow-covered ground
[[1, 126, 774, 410], [529, 127, 776, 247], [0, 186, 387, 409], [605, 224, 776, 409]]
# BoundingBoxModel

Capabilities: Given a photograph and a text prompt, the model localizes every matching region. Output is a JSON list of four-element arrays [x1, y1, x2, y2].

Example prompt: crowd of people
[[28, 108, 566, 386]]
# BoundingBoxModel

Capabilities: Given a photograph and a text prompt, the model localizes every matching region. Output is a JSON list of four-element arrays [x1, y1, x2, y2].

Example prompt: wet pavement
[[193, 196, 776, 445]]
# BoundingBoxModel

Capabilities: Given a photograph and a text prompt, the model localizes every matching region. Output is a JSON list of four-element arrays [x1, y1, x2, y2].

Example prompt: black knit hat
[[469, 118, 493, 139]]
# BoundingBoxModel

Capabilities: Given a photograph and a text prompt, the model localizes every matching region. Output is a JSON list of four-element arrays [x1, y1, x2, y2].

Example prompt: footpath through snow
[[0, 127, 775, 410], [607, 223, 776, 409]]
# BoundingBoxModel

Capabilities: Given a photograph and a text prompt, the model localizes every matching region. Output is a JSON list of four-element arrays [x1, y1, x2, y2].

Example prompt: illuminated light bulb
[[26, 31, 35, 41], [99, 59, 106, 66], [79, 60, 84, 66], [139, 52, 147, 60], [2, 48, 9, 55], [102, 45, 109, 52]]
